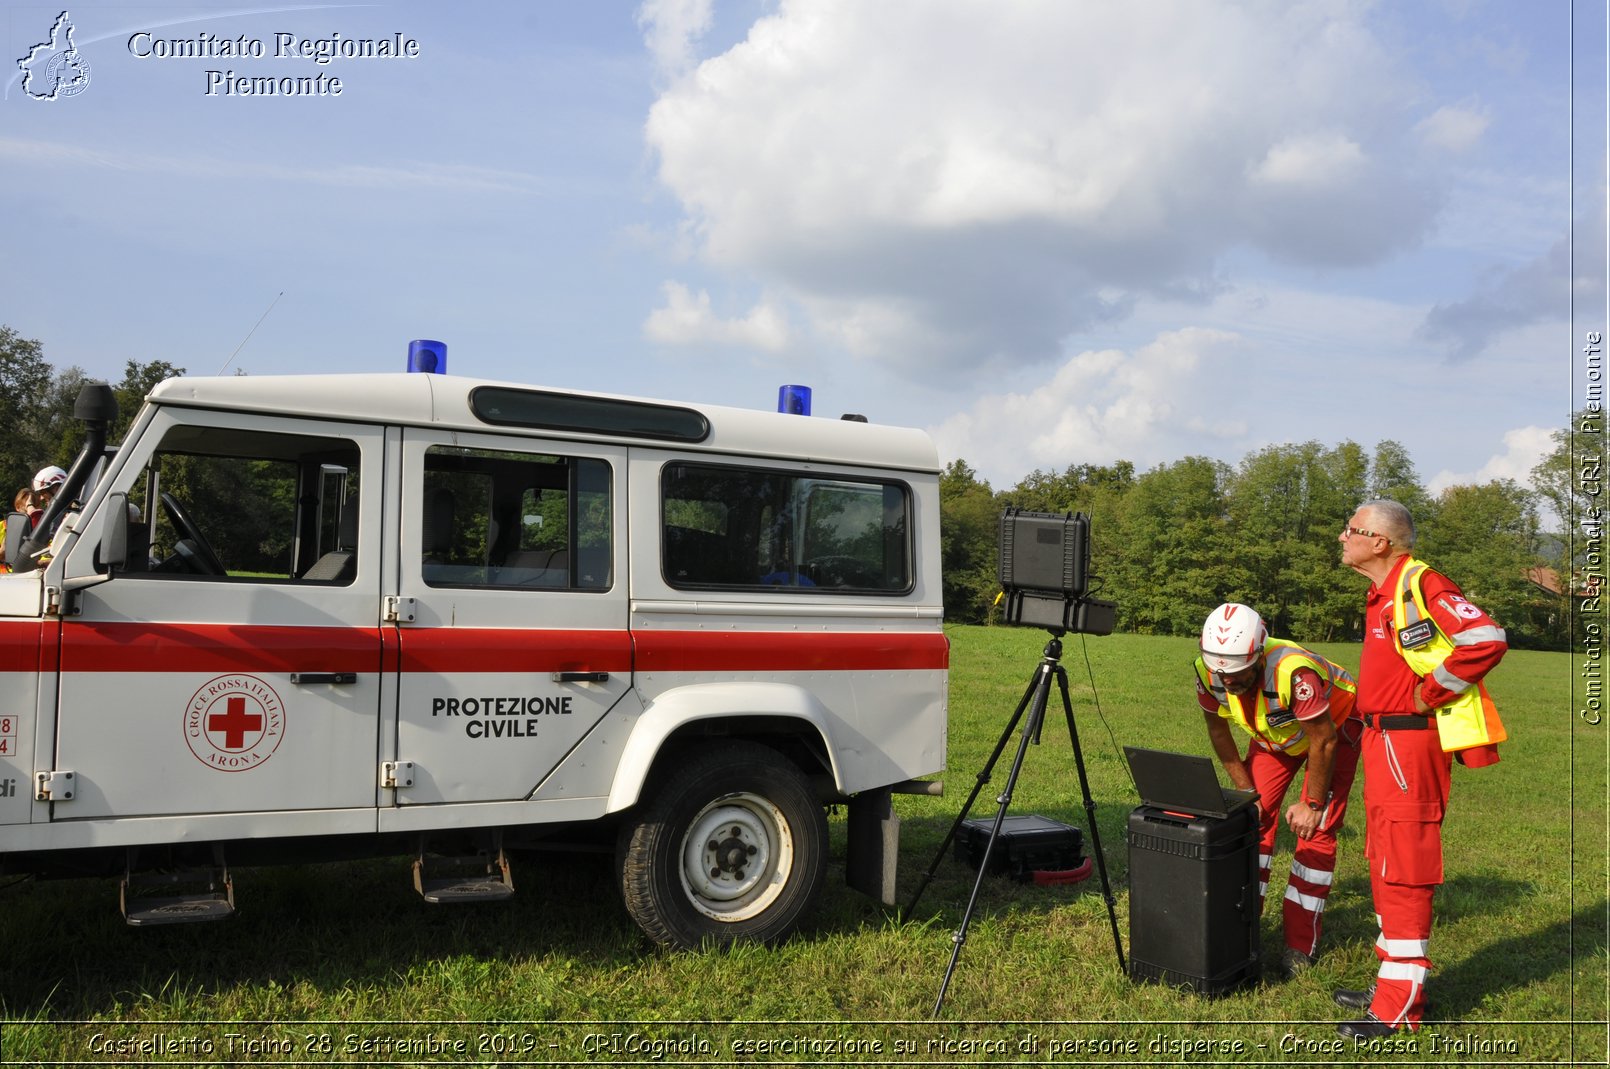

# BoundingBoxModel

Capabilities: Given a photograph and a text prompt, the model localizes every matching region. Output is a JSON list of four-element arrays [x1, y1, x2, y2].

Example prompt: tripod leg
[[931, 661, 1053, 1017], [904, 661, 1042, 919], [1056, 665, 1127, 973]]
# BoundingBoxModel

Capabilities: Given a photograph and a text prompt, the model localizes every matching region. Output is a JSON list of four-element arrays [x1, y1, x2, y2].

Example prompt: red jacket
[[1360, 555, 1506, 764]]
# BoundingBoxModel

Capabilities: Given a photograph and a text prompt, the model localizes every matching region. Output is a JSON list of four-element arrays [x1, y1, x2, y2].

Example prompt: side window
[[661, 463, 911, 594], [127, 425, 360, 584], [420, 446, 611, 591]]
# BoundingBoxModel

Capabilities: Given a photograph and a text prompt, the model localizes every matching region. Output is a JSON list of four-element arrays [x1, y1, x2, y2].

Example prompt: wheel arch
[[604, 682, 838, 814]]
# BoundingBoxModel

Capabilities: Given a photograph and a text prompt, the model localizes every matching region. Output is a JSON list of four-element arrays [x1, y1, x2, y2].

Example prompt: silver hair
[[1358, 498, 1416, 549]]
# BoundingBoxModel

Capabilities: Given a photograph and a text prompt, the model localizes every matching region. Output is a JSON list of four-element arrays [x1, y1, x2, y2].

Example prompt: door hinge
[[381, 761, 415, 789], [35, 770, 75, 802], [383, 596, 417, 624]]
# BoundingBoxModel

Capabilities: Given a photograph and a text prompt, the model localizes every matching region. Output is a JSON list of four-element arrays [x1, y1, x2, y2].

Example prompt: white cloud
[[643, 0, 1451, 371], [1415, 105, 1490, 152], [643, 281, 790, 351], [1427, 425, 1555, 494], [636, 0, 715, 79], [929, 327, 1243, 480], [1250, 131, 1366, 187]]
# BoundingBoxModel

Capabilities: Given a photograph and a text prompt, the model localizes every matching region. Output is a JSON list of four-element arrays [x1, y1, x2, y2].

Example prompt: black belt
[[1362, 713, 1432, 731]]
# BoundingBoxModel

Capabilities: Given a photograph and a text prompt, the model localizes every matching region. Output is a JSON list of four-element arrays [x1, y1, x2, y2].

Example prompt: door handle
[[290, 672, 357, 685], [551, 671, 609, 683]]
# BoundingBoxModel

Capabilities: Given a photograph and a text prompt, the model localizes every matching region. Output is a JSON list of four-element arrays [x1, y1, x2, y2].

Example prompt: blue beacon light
[[778, 384, 811, 416], [407, 339, 447, 374]]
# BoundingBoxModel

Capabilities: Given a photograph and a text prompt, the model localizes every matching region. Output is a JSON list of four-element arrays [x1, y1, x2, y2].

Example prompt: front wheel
[[617, 741, 828, 948]]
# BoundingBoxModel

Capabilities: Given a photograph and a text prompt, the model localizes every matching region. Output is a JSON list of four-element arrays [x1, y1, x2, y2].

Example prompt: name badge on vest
[[1398, 619, 1436, 649]]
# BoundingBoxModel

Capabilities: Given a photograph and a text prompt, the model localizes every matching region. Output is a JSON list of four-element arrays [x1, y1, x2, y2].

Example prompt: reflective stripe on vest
[[1392, 559, 1507, 752], [1194, 639, 1357, 756]]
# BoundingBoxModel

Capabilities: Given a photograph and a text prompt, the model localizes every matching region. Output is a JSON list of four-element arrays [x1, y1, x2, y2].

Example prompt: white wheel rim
[[679, 791, 795, 923]]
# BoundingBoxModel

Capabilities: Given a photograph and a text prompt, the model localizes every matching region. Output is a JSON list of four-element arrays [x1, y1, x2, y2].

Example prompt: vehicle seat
[[421, 488, 454, 581], [495, 546, 568, 586], [303, 503, 358, 583]]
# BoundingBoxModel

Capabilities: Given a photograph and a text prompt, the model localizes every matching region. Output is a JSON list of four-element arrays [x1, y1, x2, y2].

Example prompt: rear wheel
[[618, 741, 827, 948]]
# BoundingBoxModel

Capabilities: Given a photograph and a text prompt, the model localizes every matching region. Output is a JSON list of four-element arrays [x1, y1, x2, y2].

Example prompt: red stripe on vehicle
[[58, 623, 381, 674], [399, 629, 633, 674], [0, 620, 48, 674], [43, 622, 946, 675]]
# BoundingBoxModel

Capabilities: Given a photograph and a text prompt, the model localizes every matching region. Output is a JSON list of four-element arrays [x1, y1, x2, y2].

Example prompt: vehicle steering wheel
[[160, 491, 226, 576]]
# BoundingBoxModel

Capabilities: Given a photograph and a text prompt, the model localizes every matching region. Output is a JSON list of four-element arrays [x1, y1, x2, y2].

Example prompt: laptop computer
[[1123, 746, 1258, 820]]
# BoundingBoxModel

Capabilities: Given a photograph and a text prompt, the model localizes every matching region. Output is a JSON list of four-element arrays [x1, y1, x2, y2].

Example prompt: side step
[[412, 840, 514, 904], [121, 853, 236, 927]]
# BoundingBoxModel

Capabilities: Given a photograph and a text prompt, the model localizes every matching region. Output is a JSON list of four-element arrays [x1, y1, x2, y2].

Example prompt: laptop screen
[[1124, 745, 1257, 819]]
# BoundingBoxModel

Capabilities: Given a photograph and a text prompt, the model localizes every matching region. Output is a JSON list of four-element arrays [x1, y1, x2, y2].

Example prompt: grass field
[[0, 626, 1603, 1066]]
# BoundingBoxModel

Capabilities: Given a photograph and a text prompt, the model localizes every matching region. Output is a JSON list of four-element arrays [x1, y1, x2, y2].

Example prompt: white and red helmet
[[31, 466, 66, 493], [1200, 603, 1267, 674]]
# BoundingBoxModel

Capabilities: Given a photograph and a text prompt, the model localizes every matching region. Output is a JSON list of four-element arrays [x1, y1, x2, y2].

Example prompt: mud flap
[[846, 786, 899, 905]]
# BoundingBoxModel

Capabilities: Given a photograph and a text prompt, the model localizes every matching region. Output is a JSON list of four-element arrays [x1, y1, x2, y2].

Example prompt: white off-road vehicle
[[0, 372, 947, 947]]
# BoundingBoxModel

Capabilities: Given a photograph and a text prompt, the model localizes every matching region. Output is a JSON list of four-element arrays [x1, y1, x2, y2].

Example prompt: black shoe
[[1337, 1013, 1396, 1040], [1278, 947, 1314, 979], [1333, 984, 1375, 1011]]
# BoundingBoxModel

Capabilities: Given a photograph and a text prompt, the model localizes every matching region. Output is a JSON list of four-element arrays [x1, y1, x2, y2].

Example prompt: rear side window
[[421, 446, 611, 591], [662, 463, 911, 594]]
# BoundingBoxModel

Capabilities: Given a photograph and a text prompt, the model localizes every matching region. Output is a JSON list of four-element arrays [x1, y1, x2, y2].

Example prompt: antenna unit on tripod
[[906, 508, 1126, 1017], [998, 509, 1115, 635]]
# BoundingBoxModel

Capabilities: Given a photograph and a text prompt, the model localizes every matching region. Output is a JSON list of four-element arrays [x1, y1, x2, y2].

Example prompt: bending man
[[1195, 602, 1362, 979]]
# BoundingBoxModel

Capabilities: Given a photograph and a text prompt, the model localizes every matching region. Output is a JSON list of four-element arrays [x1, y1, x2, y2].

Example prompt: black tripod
[[906, 631, 1125, 1017]]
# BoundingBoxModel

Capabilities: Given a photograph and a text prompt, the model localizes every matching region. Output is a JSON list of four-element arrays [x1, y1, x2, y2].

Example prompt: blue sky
[[3, 1, 1604, 499]]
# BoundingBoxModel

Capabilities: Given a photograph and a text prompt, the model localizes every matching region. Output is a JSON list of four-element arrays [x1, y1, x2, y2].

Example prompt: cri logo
[[184, 674, 286, 771]]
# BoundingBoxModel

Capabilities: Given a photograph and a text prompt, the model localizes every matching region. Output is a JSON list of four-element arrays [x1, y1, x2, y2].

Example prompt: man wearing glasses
[[1195, 603, 1362, 980], [1333, 499, 1507, 1039]]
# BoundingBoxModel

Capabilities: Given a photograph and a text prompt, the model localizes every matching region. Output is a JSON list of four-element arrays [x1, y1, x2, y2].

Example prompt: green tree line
[[1, 325, 1588, 649], [944, 427, 1592, 650], [0, 326, 182, 501]]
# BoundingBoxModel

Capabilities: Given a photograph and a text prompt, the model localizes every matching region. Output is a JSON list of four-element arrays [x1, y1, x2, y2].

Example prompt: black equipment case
[[1126, 804, 1259, 995], [955, 814, 1084, 881]]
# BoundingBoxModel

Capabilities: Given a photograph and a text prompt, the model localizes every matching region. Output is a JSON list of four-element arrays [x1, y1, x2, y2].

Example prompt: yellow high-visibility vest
[[1194, 638, 1357, 757], [1391, 558, 1507, 752]]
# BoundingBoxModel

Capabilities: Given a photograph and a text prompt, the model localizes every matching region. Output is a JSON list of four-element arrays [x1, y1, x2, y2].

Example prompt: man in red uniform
[[1333, 499, 1506, 1039], [1194, 603, 1361, 978]]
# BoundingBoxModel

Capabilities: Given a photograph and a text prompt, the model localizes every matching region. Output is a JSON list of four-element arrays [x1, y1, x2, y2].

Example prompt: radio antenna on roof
[[218, 291, 284, 375]]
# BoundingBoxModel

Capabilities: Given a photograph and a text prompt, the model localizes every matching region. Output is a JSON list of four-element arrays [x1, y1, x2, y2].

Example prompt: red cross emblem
[[208, 696, 263, 751], [185, 675, 286, 771]]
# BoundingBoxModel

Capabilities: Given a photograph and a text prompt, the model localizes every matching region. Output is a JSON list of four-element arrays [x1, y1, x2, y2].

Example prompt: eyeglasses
[[1341, 525, 1391, 545]]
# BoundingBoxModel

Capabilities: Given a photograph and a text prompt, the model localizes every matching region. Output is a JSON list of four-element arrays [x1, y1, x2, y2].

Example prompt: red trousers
[[1246, 722, 1361, 956], [1362, 723, 1451, 1029]]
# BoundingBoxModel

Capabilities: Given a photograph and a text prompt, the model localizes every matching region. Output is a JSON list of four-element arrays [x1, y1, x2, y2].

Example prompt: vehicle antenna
[[217, 291, 284, 375]]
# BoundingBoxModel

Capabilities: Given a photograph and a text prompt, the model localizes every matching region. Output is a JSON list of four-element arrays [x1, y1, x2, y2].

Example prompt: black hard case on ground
[[955, 814, 1085, 880], [1126, 804, 1260, 995]]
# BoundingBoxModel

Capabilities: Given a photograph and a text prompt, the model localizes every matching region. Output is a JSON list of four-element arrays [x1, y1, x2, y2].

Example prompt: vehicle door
[[50, 407, 385, 822], [0, 583, 43, 827], [389, 429, 631, 807]]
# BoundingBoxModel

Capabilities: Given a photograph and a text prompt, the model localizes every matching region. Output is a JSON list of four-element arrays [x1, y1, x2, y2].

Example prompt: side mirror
[[102, 492, 129, 572], [2, 513, 25, 573]]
